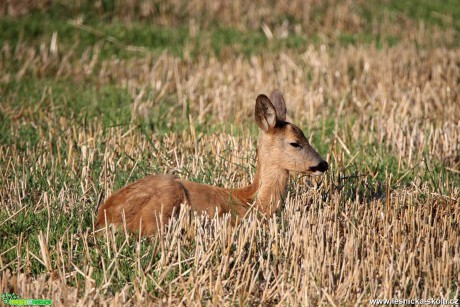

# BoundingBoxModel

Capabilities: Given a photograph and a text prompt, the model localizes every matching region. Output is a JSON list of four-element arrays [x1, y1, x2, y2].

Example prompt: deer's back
[[96, 174, 247, 235], [96, 175, 187, 234], [177, 179, 248, 217]]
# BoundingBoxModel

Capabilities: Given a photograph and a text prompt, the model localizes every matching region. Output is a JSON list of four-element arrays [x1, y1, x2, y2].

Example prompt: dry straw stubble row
[[1, 16, 459, 305]]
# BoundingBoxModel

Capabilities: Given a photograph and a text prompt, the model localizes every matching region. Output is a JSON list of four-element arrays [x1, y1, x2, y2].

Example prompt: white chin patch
[[312, 171, 325, 176]]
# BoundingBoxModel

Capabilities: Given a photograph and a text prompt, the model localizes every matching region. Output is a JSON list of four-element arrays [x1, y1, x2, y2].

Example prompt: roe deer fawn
[[97, 90, 328, 235]]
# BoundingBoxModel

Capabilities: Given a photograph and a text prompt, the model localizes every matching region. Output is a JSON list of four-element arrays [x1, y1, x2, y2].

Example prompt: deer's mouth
[[308, 161, 328, 175]]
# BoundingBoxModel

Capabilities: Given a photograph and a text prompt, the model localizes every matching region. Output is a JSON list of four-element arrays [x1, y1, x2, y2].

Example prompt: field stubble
[[1, 5, 460, 305]]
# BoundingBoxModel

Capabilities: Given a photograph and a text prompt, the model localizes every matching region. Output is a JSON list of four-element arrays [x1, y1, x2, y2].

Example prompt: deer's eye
[[290, 142, 301, 148]]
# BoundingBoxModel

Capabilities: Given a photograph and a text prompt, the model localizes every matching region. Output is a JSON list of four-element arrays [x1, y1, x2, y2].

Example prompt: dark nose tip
[[311, 161, 328, 173], [318, 161, 328, 172]]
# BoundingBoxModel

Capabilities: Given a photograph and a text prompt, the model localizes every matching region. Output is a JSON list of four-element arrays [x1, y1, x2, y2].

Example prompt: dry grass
[[3, 43, 458, 164], [2, 195, 459, 305], [2, 0, 458, 50], [1, 1, 459, 305]]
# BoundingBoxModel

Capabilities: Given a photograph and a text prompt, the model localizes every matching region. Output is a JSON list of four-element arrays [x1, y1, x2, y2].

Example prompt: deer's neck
[[233, 158, 289, 216]]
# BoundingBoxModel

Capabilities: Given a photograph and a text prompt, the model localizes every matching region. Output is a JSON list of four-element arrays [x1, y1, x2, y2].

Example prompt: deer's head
[[255, 90, 328, 175]]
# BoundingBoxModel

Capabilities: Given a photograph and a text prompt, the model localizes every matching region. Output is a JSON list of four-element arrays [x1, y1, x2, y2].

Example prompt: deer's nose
[[310, 161, 328, 173]]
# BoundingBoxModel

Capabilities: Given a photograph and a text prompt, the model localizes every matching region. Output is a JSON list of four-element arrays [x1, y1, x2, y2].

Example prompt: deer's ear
[[255, 94, 277, 132], [270, 89, 287, 121]]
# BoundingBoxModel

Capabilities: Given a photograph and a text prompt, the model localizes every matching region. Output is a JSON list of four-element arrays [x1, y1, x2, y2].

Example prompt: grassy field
[[1, 0, 459, 305]]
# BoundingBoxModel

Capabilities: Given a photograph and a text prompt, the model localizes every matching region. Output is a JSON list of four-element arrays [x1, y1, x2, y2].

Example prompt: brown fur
[[96, 90, 328, 236]]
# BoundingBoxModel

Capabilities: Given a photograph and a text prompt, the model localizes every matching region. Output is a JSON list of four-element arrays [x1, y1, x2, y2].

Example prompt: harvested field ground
[[0, 1, 459, 305]]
